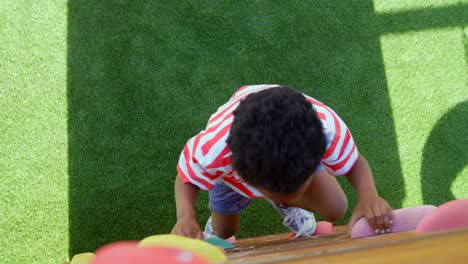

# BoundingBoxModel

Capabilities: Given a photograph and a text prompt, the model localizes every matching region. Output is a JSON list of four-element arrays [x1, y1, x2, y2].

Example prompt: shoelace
[[267, 200, 317, 239], [284, 209, 315, 239]]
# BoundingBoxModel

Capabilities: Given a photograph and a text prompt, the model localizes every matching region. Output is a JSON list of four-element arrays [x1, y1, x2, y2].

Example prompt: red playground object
[[92, 241, 210, 264]]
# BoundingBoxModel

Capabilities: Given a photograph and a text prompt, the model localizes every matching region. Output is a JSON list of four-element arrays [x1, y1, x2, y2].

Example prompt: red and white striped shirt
[[177, 85, 359, 198]]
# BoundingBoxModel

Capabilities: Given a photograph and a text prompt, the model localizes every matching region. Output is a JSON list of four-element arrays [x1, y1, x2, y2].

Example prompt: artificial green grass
[[380, 27, 468, 206], [1, 0, 467, 263], [0, 1, 69, 263]]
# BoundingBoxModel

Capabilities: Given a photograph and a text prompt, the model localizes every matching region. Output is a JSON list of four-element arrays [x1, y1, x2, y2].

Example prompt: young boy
[[171, 85, 394, 240]]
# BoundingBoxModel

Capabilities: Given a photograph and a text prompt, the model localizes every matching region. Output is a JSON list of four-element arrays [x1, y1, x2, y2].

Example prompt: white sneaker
[[204, 216, 237, 243], [204, 216, 217, 238], [268, 200, 317, 239]]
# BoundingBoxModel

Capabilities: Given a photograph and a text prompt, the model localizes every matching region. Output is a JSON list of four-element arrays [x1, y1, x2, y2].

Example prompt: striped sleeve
[[319, 105, 359, 176], [176, 133, 219, 190]]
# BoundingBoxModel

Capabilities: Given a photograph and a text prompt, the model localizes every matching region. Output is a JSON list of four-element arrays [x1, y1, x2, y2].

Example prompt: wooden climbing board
[[226, 226, 468, 263]]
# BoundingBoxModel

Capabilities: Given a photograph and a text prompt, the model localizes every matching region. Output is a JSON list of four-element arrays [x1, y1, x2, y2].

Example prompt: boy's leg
[[210, 211, 240, 239], [207, 182, 251, 239], [291, 168, 348, 222]]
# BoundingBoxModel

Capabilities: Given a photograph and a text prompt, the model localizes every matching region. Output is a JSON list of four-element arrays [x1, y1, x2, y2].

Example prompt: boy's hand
[[348, 196, 394, 235], [171, 216, 204, 239]]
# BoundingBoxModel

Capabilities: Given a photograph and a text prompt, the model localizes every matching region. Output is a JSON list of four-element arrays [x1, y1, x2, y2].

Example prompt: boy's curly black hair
[[227, 86, 326, 194]]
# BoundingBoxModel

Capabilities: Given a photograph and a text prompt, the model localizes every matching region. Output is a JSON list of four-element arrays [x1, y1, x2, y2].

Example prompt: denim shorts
[[208, 164, 324, 215], [209, 182, 252, 215]]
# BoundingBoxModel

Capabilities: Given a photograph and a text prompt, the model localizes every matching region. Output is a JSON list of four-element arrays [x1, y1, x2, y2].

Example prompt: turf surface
[[1, 0, 467, 262]]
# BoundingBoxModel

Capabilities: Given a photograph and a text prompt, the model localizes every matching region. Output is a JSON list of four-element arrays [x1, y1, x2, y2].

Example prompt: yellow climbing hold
[[139, 234, 226, 262], [69, 252, 96, 264]]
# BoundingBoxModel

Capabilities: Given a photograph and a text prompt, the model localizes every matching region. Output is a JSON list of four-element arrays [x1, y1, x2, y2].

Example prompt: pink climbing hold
[[350, 205, 437, 238], [416, 199, 468, 234], [314, 221, 334, 235], [289, 221, 334, 239]]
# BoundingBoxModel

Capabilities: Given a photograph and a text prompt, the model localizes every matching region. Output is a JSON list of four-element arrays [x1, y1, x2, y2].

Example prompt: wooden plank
[[227, 230, 419, 262], [229, 225, 348, 251], [226, 228, 468, 264], [283, 229, 468, 264]]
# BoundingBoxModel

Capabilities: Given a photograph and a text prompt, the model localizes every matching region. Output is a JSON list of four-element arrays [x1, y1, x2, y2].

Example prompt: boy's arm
[[171, 176, 203, 239], [345, 153, 394, 234]]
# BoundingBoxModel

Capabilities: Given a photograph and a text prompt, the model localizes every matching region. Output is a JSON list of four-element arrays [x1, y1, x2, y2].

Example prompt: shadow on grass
[[66, 0, 422, 256], [375, 3, 468, 34], [421, 101, 468, 205]]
